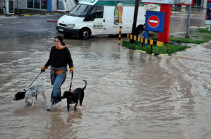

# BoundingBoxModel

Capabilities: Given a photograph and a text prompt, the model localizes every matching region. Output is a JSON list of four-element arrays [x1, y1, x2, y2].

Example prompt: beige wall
[[204, 0, 207, 8]]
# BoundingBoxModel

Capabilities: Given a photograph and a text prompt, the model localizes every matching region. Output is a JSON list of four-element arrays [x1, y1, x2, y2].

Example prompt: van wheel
[[79, 29, 90, 40], [136, 26, 144, 38]]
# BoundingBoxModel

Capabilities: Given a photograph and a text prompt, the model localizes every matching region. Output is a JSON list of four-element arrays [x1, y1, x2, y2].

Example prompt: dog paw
[[46, 108, 52, 111]]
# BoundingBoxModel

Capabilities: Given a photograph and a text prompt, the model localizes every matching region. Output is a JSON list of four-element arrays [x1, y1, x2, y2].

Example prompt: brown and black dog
[[62, 80, 87, 111]]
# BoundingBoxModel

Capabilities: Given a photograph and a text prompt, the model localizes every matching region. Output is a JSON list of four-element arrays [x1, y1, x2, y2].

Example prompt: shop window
[[27, 0, 33, 8], [34, 0, 40, 8], [27, 0, 47, 9], [41, 0, 47, 9]]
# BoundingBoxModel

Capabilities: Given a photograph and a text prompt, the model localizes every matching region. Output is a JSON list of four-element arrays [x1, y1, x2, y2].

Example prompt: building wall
[[0, 1, 4, 9], [18, 0, 27, 9], [204, 0, 207, 8], [52, 0, 57, 11]]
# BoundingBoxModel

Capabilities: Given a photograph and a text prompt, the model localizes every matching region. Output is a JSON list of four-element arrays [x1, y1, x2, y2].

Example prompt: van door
[[90, 6, 104, 35], [103, 6, 119, 35]]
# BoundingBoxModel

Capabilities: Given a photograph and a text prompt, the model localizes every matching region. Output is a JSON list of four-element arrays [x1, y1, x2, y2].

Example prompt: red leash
[[69, 71, 73, 92]]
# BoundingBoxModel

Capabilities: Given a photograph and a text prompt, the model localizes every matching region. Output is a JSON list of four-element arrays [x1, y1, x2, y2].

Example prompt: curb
[[137, 50, 175, 56], [136, 43, 204, 56], [21, 13, 64, 16]]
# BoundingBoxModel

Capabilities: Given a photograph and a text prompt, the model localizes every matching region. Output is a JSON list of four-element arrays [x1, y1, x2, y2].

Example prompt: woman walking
[[41, 36, 74, 106]]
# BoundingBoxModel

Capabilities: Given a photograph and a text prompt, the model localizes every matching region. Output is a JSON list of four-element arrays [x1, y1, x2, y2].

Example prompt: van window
[[95, 6, 104, 18], [69, 3, 94, 17], [90, 6, 104, 18]]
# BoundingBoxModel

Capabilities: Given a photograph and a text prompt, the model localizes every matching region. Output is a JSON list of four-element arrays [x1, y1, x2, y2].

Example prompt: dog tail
[[83, 80, 87, 90]]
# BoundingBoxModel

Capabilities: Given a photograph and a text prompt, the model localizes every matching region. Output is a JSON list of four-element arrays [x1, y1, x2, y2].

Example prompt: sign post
[[205, 0, 211, 28], [158, 4, 171, 43], [141, 0, 194, 43], [144, 11, 165, 53], [185, 6, 191, 38]]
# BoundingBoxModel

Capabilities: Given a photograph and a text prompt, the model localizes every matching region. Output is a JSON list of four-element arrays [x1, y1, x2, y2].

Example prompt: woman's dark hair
[[55, 36, 65, 46]]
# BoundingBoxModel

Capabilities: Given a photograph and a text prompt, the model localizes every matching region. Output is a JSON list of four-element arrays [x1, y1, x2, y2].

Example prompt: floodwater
[[170, 8, 206, 36], [0, 34, 210, 139]]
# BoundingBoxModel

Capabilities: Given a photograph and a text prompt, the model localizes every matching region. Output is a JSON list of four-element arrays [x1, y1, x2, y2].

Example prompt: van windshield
[[69, 4, 94, 17]]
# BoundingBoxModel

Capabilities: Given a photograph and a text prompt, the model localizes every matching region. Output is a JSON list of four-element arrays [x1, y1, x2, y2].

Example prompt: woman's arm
[[67, 48, 74, 71], [42, 47, 53, 70]]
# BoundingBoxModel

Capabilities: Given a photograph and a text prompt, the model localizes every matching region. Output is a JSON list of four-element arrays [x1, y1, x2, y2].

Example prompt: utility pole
[[130, 0, 139, 43], [185, 6, 191, 38]]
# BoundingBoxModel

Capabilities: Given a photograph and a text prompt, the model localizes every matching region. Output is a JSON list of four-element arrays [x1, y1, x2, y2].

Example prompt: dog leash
[[69, 71, 73, 92], [28, 72, 42, 88]]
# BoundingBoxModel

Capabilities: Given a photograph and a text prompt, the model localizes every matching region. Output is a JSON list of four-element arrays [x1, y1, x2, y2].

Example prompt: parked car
[[56, 0, 159, 39]]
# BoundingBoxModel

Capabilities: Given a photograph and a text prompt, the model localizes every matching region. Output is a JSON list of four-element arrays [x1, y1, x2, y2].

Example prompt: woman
[[41, 36, 74, 105]]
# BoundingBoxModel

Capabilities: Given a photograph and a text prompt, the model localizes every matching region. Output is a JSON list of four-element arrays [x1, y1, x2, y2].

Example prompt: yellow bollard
[[118, 26, 122, 45]]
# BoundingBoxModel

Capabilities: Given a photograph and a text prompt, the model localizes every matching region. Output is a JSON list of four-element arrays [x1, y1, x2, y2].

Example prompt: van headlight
[[67, 24, 75, 28]]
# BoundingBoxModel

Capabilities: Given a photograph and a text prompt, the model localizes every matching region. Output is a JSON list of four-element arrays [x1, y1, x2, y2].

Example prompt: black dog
[[62, 80, 87, 111], [13, 91, 26, 100]]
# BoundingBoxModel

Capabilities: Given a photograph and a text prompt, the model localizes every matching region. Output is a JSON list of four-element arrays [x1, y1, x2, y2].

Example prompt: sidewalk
[[0, 9, 68, 17]]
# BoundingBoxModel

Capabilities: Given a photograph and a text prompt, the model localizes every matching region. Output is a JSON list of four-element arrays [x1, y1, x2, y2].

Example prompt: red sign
[[148, 15, 160, 28]]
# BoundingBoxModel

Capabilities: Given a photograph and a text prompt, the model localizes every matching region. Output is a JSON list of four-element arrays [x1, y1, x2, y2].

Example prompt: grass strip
[[153, 28, 211, 44], [169, 36, 206, 44], [122, 28, 210, 54], [122, 40, 190, 54]]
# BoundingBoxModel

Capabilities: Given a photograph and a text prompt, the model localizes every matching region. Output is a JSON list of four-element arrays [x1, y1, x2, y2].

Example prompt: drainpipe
[[47, 0, 52, 11]]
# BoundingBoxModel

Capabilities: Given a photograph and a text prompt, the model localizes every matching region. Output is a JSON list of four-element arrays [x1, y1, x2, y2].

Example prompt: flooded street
[[171, 9, 206, 36], [0, 36, 210, 139], [0, 10, 211, 139]]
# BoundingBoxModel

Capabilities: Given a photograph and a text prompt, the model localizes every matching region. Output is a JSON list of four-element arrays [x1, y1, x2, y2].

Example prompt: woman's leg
[[51, 73, 65, 104]]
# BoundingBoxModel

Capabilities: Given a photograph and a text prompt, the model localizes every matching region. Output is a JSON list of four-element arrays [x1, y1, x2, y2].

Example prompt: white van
[[56, 0, 159, 39]]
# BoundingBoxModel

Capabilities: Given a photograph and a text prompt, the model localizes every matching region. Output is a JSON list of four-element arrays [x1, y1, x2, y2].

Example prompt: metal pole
[[16, 0, 19, 15], [185, 6, 191, 38], [130, 0, 139, 43]]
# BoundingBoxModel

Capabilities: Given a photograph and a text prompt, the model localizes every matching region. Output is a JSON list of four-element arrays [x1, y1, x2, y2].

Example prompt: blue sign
[[205, 0, 211, 24], [145, 11, 165, 32]]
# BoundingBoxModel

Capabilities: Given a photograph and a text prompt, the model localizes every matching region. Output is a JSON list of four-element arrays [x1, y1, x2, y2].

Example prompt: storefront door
[[193, 0, 204, 8]]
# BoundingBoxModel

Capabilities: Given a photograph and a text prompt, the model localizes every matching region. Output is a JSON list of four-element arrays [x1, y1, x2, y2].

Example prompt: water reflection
[[44, 110, 82, 139]]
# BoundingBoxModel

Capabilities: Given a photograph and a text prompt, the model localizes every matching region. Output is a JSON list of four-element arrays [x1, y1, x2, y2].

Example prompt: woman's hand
[[69, 70, 73, 74], [69, 67, 74, 74], [41, 66, 46, 72]]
